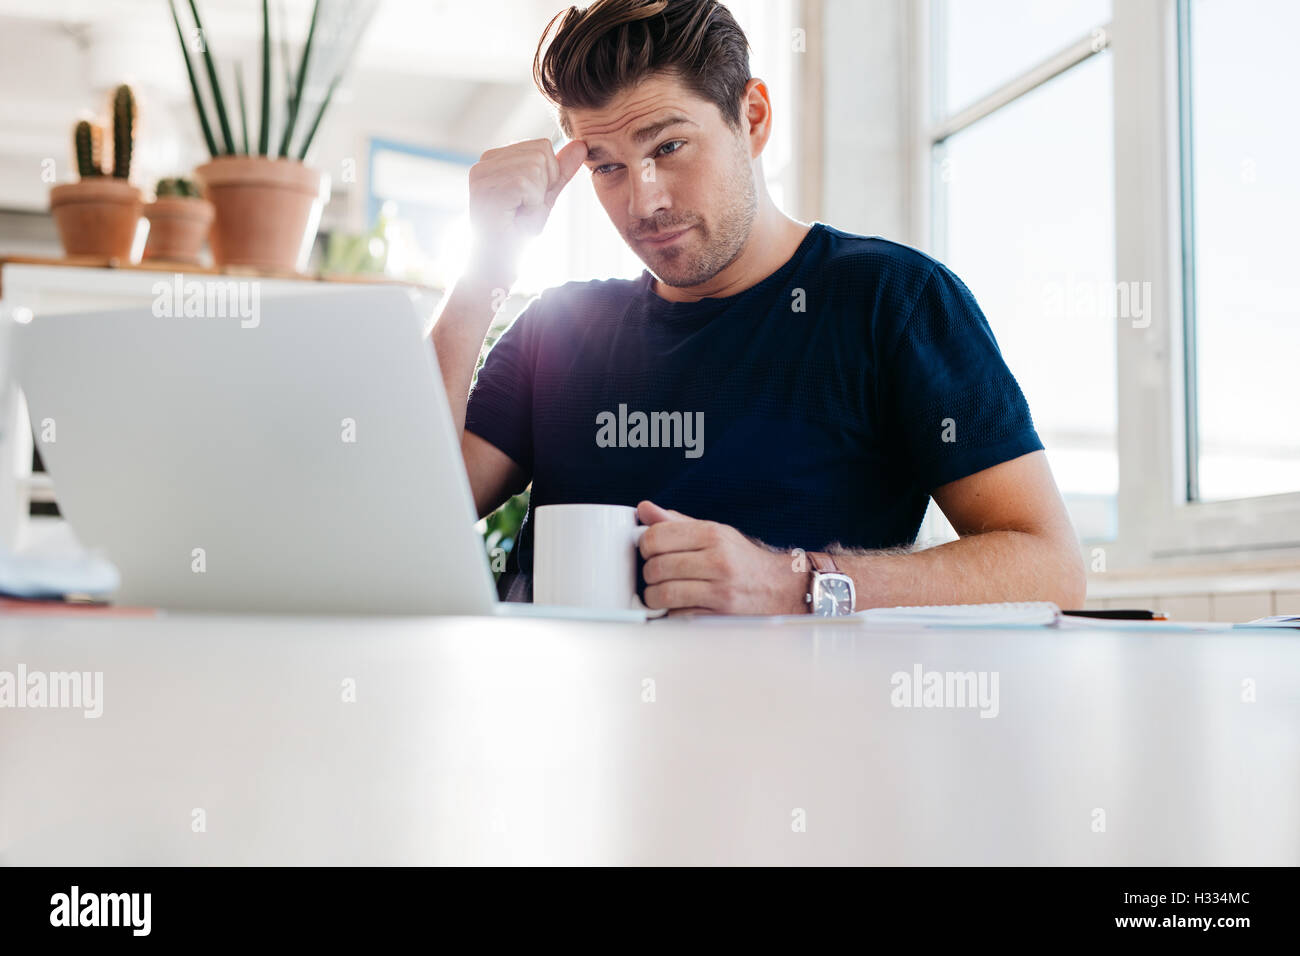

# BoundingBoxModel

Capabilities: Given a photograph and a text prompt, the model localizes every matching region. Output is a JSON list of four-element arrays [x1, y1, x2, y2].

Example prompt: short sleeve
[[882, 262, 1043, 492], [464, 297, 540, 474]]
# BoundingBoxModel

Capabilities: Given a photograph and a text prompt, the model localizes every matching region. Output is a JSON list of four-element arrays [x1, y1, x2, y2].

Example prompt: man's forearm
[[804, 531, 1086, 612], [439, 135, 581, 436], [431, 266, 511, 437]]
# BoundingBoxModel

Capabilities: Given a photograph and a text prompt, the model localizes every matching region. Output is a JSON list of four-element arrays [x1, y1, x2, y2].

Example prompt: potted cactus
[[49, 85, 144, 261], [171, 0, 372, 273], [142, 177, 215, 265]]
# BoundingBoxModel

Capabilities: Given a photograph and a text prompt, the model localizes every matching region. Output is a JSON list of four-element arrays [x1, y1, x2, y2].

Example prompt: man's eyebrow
[[632, 114, 695, 142], [584, 115, 697, 163]]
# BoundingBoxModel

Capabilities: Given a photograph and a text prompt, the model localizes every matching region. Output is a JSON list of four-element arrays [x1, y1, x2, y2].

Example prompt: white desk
[[1, 612, 1297, 865]]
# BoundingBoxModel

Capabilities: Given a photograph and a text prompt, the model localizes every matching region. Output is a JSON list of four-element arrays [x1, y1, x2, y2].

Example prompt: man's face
[[566, 72, 758, 289]]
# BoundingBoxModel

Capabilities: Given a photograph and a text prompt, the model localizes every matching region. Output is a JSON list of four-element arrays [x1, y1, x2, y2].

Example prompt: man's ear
[[742, 77, 773, 157]]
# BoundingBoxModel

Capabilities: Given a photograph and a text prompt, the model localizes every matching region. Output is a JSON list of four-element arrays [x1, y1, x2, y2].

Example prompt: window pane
[[938, 53, 1116, 540], [937, 0, 1110, 117], [1188, 0, 1300, 501]]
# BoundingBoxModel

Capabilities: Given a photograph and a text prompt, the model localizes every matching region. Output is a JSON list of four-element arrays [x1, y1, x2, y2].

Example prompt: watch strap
[[808, 551, 840, 574]]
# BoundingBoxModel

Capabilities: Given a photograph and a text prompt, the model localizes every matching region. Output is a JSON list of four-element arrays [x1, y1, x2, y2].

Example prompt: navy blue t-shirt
[[465, 222, 1042, 580]]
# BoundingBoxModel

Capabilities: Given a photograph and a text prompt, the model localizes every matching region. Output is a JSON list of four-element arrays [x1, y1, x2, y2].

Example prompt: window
[[930, 0, 1116, 542], [936, 0, 1111, 116], [1181, 0, 1300, 502], [926, 0, 1300, 564]]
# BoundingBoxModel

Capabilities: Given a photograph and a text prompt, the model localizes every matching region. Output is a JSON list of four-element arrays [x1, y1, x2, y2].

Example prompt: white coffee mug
[[533, 504, 666, 616]]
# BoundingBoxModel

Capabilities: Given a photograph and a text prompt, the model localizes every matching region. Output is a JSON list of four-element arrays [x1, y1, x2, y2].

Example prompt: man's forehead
[[578, 113, 700, 162], [564, 77, 710, 147]]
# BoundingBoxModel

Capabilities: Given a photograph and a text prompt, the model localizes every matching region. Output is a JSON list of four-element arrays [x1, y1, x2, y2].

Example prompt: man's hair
[[533, 0, 752, 135]]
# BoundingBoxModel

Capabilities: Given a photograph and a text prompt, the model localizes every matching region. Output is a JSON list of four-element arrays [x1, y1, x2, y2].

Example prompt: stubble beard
[[628, 139, 758, 289]]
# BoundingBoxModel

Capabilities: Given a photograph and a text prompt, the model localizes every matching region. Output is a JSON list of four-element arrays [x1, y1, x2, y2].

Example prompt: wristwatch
[[805, 552, 856, 616]]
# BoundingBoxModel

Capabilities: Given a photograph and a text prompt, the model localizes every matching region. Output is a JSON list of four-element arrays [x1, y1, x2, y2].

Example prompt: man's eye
[[657, 140, 685, 157], [593, 163, 623, 177]]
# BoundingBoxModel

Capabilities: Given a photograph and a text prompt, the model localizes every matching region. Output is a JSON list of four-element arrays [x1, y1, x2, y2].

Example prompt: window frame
[[920, 0, 1300, 570], [1115, 0, 1300, 565]]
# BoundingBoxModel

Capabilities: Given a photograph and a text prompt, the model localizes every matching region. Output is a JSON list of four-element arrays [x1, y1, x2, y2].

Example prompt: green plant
[[111, 84, 134, 179], [482, 491, 530, 579], [155, 177, 202, 199], [321, 217, 388, 276], [73, 120, 100, 178], [276, 0, 320, 159], [169, 0, 217, 155], [234, 62, 250, 155], [70, 85, 134, 182], [168, 0, 370, 162], [472, 317, 531, 573]]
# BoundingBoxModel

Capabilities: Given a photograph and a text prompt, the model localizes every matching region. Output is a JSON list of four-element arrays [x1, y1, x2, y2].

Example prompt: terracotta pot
[[195, 156, 328, 273], [49, 179, 145, 261], [142, 196, 215, 265]]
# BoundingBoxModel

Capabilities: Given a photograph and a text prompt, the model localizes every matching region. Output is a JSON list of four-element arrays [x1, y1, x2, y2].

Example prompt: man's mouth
[[637, 226, 692, 248]]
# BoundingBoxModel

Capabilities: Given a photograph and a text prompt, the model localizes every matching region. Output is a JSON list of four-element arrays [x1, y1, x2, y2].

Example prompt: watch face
[[814, 575, 854, 616]]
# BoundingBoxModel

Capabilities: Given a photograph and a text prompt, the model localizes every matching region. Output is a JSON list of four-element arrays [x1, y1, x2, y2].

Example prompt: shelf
[[0, 254, 439, 297]]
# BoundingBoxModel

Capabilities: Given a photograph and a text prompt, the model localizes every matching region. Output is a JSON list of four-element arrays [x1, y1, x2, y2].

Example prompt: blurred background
[[1, 0, 1297, 617]]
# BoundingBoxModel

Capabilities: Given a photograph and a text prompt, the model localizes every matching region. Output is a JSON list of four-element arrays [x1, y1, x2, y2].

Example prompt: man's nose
[[626, 159, 670, 221]]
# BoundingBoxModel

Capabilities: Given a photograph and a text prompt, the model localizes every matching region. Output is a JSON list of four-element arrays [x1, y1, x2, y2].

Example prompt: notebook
[[674, 601, 1064, 627], [854, 601, 1062, 627], [677, 602, 1241, 631]]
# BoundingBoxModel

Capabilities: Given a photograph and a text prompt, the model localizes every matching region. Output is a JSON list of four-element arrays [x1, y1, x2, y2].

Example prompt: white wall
[[0, 3, 556, 251], [820, 0, 918, 246]]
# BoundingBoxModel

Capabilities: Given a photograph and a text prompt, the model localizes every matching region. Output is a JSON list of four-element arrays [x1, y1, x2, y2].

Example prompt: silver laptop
[[13, 285, 526, 616]]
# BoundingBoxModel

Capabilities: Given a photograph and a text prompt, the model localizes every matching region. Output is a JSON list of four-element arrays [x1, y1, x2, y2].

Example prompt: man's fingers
[[469, 137, 586, 246], [540, 143, 560, 188], [643, 549, 720, 585], [470, 144, 558, 234], [477, 165, 547, 206], [555, 139, 588, 182], [639, 517, 718, 558], [637, 499, 688, 525], [637, 500, 674, 525], [547, 139, 588, 204], [644, 580, 720, 613], [639, 519, 719, 558]]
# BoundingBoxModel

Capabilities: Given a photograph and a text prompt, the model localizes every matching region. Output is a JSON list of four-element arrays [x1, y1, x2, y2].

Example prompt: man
[[433, 0, 1087, 615]]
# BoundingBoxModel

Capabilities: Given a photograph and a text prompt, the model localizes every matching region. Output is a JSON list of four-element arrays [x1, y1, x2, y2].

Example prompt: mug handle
[[632, 525, 668, 618]]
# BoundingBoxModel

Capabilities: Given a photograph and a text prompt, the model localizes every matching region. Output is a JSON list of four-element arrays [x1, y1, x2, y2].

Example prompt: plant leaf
[[235, 61, 250, 154], [258, 0, 270, 155], [278, 0, 321, 158], [168, 0, 218, 158], [278, 0, 294, 93], [296, 70, 341, 161], [186, 0, 236, 154]]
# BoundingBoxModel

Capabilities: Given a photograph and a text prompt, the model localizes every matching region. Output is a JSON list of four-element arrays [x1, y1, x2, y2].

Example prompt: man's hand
[[467, 137, 587, 279], [637, 501, 806, 616]]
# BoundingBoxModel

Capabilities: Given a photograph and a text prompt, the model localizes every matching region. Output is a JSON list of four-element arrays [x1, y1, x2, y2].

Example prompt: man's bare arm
[[431, 137, 587, 518], [433, 269, 506, 439], [819, 451, 1087, 610], [636, 450, 1088, 616], [462, 432, 528, 519], [431, 270, 527, 518]]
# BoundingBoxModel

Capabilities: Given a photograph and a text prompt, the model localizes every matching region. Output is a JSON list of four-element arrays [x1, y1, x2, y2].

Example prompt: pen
[[1062, 609, 1169, 621]]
